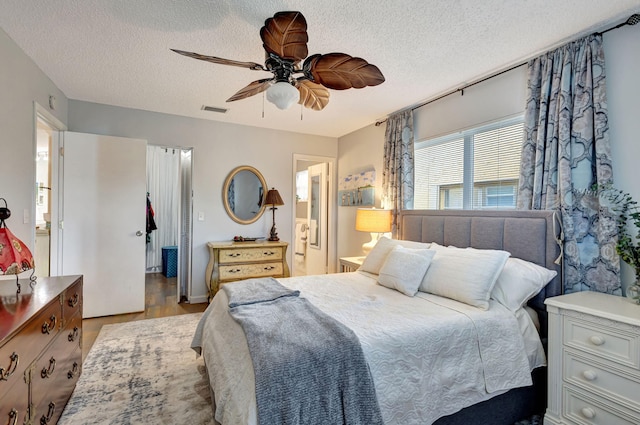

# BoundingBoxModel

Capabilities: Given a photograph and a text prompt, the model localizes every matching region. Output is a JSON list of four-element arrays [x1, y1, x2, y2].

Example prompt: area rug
[[59, 313, 214, 425], [59, 312, 543, 425]]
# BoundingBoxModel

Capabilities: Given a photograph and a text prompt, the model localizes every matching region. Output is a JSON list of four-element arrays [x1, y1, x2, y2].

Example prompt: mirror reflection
[[223, 166, 267, 224]]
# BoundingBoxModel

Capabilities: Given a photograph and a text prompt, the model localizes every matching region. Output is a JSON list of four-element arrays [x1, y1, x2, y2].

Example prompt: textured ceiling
[[1, 0, 639, 138]]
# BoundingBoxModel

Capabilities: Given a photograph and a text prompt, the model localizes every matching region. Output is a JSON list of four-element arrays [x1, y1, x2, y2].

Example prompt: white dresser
[[545, 292, 640, 425]]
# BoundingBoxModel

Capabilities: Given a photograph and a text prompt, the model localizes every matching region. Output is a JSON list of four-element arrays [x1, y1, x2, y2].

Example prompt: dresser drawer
[[0, 386, 29, 425], [62, 279, 82, 322], [218, 247, 283, 264], [564, 317, 639, 368], [564, 351, 640, 411], [32, 336, 82, 425], [563, 386, 639, 425], [0, 301, 61, 396], [219, 262, 284, 281]]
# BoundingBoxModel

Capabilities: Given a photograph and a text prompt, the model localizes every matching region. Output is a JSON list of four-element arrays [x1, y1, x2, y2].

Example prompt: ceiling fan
[[171, 11, 385, 111]]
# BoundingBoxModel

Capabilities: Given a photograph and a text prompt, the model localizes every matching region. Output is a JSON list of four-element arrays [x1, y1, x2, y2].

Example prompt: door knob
[[136, 231, 143, 236]]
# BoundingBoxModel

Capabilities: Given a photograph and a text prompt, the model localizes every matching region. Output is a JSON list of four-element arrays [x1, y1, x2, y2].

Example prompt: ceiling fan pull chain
[[262, 91, 265, 119]]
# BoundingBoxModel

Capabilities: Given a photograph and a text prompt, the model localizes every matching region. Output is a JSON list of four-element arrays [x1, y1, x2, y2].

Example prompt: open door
[[305, 163, 329, 275], [61, 132, 147, 318]]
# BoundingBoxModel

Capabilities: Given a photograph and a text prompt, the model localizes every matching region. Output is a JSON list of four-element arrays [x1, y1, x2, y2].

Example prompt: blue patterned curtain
[[517, 34, 620, 294], [382, 111, 414, 236]]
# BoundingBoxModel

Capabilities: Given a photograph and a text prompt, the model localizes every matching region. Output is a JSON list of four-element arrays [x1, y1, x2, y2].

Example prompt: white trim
[[33, 102, 67, 277], [292, 154, 337, 274]]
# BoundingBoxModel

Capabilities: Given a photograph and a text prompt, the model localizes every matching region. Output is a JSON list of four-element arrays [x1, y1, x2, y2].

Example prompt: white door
[[306, 163, 328, 275], [61, 132, 147, 318]]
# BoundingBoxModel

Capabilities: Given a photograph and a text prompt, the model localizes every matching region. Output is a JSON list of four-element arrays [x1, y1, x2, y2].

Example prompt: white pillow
[[378, 246, 436, 296], [491, 258, 557, 311], [359, 236, 431, 275], [419, 244, 510, 310]]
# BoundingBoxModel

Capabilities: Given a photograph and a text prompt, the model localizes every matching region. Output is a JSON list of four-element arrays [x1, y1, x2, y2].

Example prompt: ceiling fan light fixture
[[266, 81, 299, 110]]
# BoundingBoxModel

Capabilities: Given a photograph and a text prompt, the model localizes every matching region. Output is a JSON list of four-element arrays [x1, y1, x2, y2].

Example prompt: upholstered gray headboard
[[398, 209, 562, 337]]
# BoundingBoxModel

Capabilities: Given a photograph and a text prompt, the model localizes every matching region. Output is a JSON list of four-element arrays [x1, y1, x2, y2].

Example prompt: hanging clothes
[[146, 193, 157, 244]]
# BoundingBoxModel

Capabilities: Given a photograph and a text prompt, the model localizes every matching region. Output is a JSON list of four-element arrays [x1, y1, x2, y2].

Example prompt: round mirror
[[222, 165, 267, 224]]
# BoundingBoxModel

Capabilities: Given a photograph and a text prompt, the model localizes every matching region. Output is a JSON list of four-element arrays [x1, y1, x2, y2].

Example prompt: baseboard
[[189, 295, 208, 304]]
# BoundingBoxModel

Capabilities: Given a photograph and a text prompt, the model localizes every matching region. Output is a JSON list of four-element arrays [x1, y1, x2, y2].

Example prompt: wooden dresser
[[206, 241, 290, 300], [545, 291, 640, 425], [0, 275, 83, 425]]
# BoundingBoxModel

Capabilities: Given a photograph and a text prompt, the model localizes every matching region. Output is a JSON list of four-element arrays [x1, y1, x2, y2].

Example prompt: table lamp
[[264, 188, 284, 241], [0, 198, 36, 293], [355, 208, 392, 255]]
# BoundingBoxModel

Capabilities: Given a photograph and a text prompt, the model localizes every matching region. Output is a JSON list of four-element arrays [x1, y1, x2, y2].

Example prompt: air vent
[[201, 105, 228, 114]]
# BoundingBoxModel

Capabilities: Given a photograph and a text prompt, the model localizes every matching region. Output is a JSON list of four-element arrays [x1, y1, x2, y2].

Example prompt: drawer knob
[[40, 402, 56, 425], [227, 253, 241, 257], [264, 266, 275, 271], [580, 407, 596, 419], [68, 293, 79, 307], [41, 315, 57, 335], [67, 361, 79, 379], [589, 335, 605, 346], [7, 408, 18, 425], [582, 370, 598, 381], [0, 352, 19, 381], [68, 326, 80, 342], [41, 357, 56, 379], [229, 269, 241, 273], [263, 251, 275, 256]]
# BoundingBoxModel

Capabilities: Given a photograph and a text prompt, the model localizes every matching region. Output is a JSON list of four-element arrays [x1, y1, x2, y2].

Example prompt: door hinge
[[59, 220, 64, 229], [59, 147, 64, 156]]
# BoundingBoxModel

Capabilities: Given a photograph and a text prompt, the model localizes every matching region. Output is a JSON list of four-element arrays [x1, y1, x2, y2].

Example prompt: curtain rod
[[375, 12, 639, 127]]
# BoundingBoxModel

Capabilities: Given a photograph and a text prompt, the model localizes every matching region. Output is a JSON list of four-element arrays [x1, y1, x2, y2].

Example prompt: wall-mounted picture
[[338, 170, 375, 206]]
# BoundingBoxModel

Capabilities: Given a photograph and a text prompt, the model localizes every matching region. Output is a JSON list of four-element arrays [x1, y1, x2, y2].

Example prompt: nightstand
[[339, 256, 365, 272], [544, 292, 640, 425]]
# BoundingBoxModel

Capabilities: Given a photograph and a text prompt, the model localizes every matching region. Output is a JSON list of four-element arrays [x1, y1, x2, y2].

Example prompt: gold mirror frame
[[222, 165, 268, 224]]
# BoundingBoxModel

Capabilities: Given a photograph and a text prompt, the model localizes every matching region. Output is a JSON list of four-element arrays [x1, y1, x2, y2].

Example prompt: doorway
[[291, 154, 337, 276], [145, 145, 193, 303]]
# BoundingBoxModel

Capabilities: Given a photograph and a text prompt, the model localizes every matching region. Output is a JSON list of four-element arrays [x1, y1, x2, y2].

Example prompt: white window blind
[[414, 118, 523, 210]]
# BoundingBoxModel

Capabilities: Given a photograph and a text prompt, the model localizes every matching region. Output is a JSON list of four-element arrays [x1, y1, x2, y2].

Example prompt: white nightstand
[[544, 292, 640, 425], [339, 256, 365, 272]]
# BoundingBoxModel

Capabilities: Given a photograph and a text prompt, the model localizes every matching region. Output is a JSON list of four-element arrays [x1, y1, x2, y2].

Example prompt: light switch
[[198, 211, 205, 221]]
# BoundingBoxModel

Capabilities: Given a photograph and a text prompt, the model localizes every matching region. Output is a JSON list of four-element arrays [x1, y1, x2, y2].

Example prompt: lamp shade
[[0, 199, 35, 292], [264, 188, 285, 207], [355, 208, 391, 233], [266, 81, 300, 110]]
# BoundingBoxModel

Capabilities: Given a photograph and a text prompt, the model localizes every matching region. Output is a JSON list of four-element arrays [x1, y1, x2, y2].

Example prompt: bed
[[193, 209, 562, 425]]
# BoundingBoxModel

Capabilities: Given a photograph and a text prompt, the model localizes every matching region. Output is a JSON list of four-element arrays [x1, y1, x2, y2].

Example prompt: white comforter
[[194, 271, 545, 425]]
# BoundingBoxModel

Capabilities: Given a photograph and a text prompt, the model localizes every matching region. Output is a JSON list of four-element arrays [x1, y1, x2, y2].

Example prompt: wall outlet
[[198, 211, 205, 221]]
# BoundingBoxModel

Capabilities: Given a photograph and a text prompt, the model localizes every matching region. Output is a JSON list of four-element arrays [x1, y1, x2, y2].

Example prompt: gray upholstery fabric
[[398, 209, 562, 337]]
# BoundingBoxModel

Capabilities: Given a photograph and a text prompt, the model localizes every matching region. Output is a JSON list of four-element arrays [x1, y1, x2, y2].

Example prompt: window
[[414, 118, 523, 210]]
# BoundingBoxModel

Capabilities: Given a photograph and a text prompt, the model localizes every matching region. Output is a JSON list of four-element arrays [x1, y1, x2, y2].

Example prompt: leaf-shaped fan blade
[[307, 53, 385, 90], [171, 49, 266, 71], [226, 79, 273, 102], [260, 11, 308, 62], [297, 80, 330, 111]]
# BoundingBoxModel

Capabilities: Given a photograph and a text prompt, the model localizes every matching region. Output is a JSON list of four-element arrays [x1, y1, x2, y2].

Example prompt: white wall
[[68, 100, 338, 300], [0, 28, 68, 264], [337, 24, 640, 292], [336, 123, 386, 261]]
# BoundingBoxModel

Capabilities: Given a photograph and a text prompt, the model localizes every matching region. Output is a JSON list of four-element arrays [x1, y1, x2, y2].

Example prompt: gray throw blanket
[[224, 278, 384, 425]]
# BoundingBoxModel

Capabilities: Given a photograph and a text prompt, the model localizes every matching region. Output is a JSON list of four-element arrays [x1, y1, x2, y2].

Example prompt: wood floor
[[81, 273, 208, 361]]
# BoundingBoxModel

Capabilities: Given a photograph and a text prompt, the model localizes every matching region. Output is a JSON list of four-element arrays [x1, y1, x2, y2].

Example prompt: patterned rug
[[59, 312, 543, 425], [59, 313, 214, 425]]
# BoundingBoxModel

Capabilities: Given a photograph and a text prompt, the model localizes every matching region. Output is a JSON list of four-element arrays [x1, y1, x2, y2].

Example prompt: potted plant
[[589, 184, 640, 303]]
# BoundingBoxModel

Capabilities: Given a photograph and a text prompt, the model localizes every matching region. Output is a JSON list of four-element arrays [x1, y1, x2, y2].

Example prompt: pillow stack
[[360, 237, 556, 311]]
